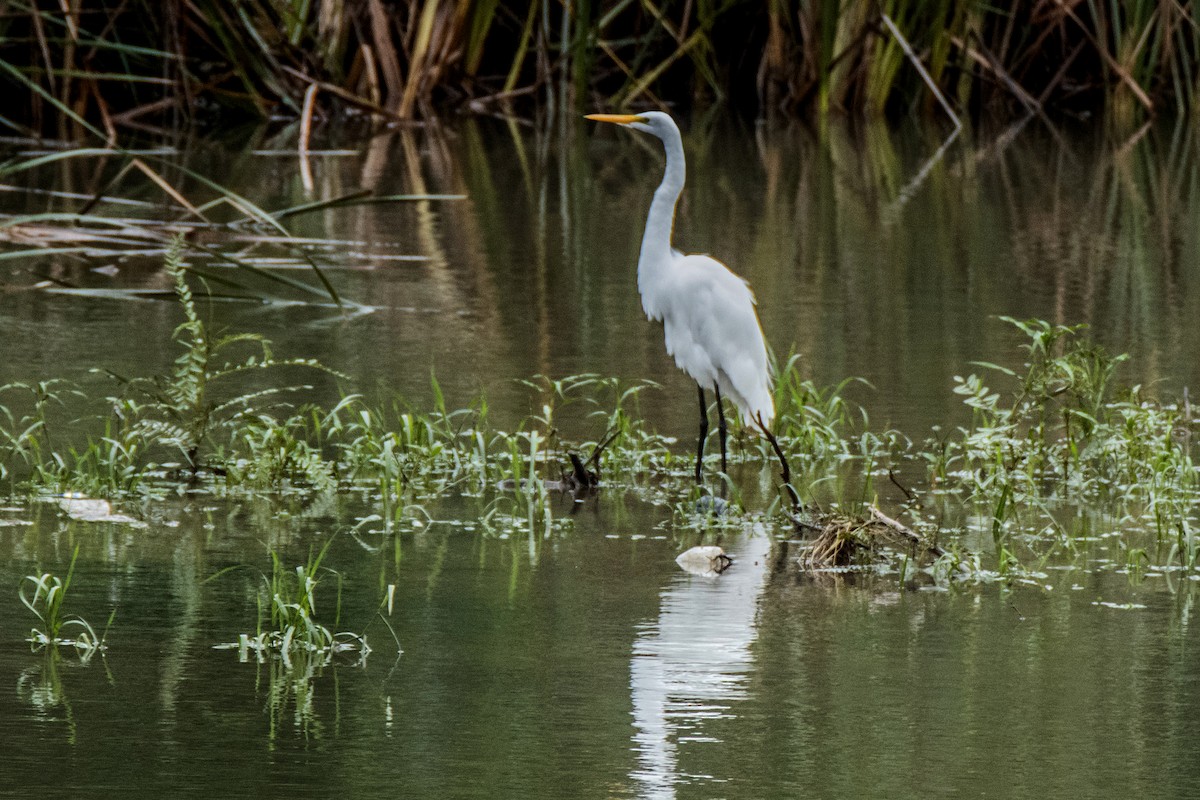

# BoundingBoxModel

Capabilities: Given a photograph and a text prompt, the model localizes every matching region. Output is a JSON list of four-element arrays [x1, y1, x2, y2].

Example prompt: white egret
[[586, 111, 786, 487]]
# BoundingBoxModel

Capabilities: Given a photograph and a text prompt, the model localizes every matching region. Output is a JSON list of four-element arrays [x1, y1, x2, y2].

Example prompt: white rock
[[675, 545, 733, 577], [57, 496, 145, 526]]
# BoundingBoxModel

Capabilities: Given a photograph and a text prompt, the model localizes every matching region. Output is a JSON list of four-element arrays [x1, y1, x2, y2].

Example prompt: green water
[[2, 116, 1200, 797], [2, 499, 1198, 797], [6, 116, 1200, 433]]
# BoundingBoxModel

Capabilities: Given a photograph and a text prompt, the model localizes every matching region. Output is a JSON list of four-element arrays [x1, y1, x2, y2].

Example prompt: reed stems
[[2, 3, 1200, 135]]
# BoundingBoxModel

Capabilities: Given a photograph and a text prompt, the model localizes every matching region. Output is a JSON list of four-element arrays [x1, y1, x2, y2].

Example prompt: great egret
[[586, 111, 782, 486]]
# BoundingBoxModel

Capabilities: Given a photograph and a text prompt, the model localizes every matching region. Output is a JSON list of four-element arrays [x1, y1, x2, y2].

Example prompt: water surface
[[2, 115, 1200, 797], [6, 115, 1200, 432]]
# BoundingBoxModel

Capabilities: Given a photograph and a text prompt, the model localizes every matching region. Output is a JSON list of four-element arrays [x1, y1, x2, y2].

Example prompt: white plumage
[[587, 110, 776, 481], [651, 252, 774, 428]]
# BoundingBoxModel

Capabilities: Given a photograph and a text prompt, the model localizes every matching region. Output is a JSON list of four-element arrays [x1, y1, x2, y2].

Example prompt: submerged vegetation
[[1, 1, 1199, 135]]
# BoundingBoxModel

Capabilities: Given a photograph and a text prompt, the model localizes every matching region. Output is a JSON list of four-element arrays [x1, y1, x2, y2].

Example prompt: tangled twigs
[[868, 505, 946, 560], [794, 505, 950, 571]]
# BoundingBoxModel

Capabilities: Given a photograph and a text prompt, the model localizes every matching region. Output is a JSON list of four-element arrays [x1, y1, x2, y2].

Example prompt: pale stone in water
[[675, 545, 733, 577], [57, 496, 146, 526]]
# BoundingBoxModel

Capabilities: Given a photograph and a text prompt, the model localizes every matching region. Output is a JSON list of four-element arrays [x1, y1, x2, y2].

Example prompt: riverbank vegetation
[[2, 1, 1199, 138]]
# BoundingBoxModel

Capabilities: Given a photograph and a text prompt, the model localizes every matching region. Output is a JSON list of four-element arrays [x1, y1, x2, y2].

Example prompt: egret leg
[[714, 384, 728, 475], [756, 413, 801, 513], [695, 385, 708, 484]]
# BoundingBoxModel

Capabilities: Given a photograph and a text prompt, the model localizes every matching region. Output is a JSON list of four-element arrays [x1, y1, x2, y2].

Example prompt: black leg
[[714, 384, 728, 475], [695, 385, 708, 484], [756, 412, 800, 513]]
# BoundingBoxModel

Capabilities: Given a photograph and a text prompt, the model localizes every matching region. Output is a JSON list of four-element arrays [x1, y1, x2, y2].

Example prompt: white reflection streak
[[630, 533, 772, 798]]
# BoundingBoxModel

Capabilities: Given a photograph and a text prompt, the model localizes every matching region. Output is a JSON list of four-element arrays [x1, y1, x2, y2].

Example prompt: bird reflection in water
[[628, 533, 771, 798]]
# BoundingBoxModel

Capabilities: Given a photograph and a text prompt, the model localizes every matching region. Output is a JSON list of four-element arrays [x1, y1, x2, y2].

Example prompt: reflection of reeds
[[0, 124, 470, 306], [566, 111, 1200, 432], [8, 101, 1200, 432], [4, 2, 1200, 131]]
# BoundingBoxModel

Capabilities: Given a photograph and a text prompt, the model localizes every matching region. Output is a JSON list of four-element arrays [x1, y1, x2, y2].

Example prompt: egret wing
[[660, 255, 774, 426]]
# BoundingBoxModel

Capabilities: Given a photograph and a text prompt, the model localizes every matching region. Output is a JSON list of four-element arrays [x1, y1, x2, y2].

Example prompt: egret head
[[585, 111, 678, 140]]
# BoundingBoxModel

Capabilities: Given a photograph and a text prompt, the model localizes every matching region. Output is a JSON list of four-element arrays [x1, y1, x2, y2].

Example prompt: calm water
[[3, 115, 1200, 797]]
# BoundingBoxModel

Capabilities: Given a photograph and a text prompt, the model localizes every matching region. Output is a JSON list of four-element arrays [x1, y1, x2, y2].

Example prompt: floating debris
[[675, 545, 733, 577], [784, 505, 954, 577], [57, 495, 146, 526], [1092, 601, 1149, 611]]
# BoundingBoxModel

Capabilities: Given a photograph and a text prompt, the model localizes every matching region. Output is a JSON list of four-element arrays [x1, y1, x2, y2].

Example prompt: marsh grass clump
[[937, 317, 1193, 506], [472, 373, 673, 506], [0, 238, 345, 497], [225, 411, 340, 493], [771, 356, 867, 460], [0, 379, 82, 487], [927, 317, 1200, 570], [217, 540, 369, 668], [313, 380, 497, 528], [19, 546, 110, 660], [772, 317, 1199, 582], [762, 356, 885, 507]]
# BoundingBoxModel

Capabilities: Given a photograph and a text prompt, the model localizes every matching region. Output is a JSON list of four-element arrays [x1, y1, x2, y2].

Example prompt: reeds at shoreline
[[2, 1, 1199, 137]]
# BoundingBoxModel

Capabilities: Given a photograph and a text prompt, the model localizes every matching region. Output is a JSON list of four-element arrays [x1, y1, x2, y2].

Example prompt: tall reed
[[3, 1, 1200, 134]]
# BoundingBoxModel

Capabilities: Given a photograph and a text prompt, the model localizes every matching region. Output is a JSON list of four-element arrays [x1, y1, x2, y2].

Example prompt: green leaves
[[934, 316, 1198, 570], [116, 234, 339, 472], [214, 538, 369, 668], [19, 545, 107, 658]]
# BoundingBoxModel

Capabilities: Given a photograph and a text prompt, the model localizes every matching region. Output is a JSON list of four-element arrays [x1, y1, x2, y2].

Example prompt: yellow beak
[[585, 113, 644, 125]]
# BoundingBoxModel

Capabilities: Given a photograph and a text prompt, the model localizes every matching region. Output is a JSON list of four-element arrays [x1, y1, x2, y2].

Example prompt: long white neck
[[638, 130, 685, 302]]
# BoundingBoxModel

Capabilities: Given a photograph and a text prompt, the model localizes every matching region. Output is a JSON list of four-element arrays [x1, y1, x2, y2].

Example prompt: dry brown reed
[[3, 1, 1200, 136]]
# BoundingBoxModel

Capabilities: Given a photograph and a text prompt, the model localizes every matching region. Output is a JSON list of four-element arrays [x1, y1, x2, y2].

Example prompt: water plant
[[2, 248, 1197, 582], [217, 539, 369, 668], [0, 379, 82, 484], [941, 318, 1169, 500], [929, 317, 1199, 570], [110, 236, 336, 472], [19, 545, 109, 659]]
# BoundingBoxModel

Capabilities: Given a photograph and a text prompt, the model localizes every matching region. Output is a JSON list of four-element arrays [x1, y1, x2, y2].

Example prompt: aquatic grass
[[48, 418, 147, 497], [771, 354, 866, 462], [3, 283, 1199, 579], [316, 380, 496, 518], [216, 539, 369, 668], [225, 412, 338, 494], [509, 373, 673, 488], [0, 241, 346, 496], [0, 392, 163, 498], [932, 317, 1200, 568], [0, 379, 84, 483], [19, 545, 109, 659]]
